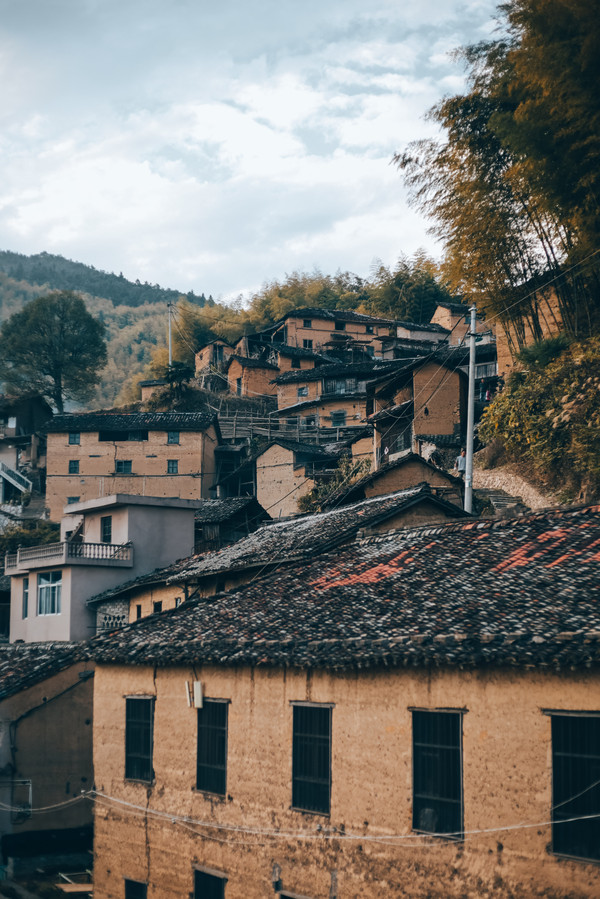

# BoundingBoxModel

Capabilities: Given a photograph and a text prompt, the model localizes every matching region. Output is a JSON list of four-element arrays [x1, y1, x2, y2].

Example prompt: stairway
[[475, 487, 529, 512]]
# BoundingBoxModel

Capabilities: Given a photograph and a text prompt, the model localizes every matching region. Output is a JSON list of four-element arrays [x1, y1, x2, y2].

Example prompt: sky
[[0, 0, 498, 302]]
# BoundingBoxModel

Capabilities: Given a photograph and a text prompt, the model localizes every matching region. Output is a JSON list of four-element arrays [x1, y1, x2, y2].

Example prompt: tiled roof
[[433, 301, 470, 314], [396, 320, 450, 334], [45, 412, 218, 433], [274, 361, 398, 384], [194, 497, 267, 523], [90, 505, 600, 672], [0, 643, 92, 700], [167, 485, 468, 581], [86, 559, 191, 606], [262, 308, 395, 329], [254, 439, 338, 460]]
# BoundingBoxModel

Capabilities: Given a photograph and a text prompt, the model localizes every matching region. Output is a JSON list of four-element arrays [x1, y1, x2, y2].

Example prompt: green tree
[[0, 291, 107, 412]]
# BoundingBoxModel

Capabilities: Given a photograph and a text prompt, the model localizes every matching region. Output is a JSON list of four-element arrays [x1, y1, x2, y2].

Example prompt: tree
[[0, 291, 107, 411]]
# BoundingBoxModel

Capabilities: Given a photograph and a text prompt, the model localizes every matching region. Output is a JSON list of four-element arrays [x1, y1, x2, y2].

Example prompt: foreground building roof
[[0, 643, 91, 700], [91, 504, 600, 673], [167, 485, 467, 581], [45, 411, 218, 433]]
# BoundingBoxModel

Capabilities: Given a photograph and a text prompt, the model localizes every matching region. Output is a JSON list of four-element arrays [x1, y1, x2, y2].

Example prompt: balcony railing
[[5, 541, 133, 573]]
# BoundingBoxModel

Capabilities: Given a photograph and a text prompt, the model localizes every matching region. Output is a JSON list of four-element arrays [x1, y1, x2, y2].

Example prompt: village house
[[0, 642, 94, 875], [225, 355, 279, 399], [494, 286, 564, 378], [367, 356, 468, 464], [430, 301, 492, 346], [252, 439, 342, 518], [273, 361, 398, 434], [6, 494, 198, 642], [44, 412, 221, 522], [90, 504, 600, 898], [194, 339, 234, 374], [321, 452, 464, 508], [394, 319, 450, 343], [256, 308, 394, 358], [0, 394, 51, 507], [164, 484, 469, 597]]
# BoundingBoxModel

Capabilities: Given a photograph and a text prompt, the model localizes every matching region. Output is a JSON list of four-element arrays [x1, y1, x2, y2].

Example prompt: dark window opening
[[68, 432, 80, 445], [412, 710, 462, 838], [334, 320, 346, 331], [197, 700, 228, 795], [115, 460, 133, 474], [124, 880, 147, 899], [136, 604, 142, 620], [22, 577, 29, 619], [366, 324, 374, 334], [67, 496, 80, 504], [297, 386, 308, 398], [68, 460, 79, 474], [552, 714, 600, 861], [100, 515, 112, 544], [167, 459, 178, 474], [330, 411, 346, 428], [302, 339, 313, 350], [167, 430, 180, 444], [291, 357, 301, 369], [194, 870, 226, 899], [125, 697, 154, 782], [153, 601, 163, 614], [303, 319, 312, 329], [99, 430, 148, 442], [236, 378, 242, 396], [292, 704, 331, 815]]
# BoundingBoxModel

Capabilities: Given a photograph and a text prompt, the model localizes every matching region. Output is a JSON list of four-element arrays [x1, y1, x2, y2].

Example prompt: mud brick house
[[165, 484, 469, 597], [90, 504, 600, 898], [6, 494, 198, 642], [225, 355, 279, 398], [321, 453, 464, 509], [273, 360, 398, 434], [194, 339, 234, 374], [0, 394, 52, 505], [0, 642, 94, 874], [252, 439, 342, 518], [44, 412, 221, 521], [430, 301, 492, 346], [394, 319, 450, 343], [256, 307, 394, 358], [367, 356, 468, 464]]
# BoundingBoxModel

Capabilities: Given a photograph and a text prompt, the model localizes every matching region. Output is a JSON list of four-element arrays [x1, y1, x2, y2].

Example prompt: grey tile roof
[[90, 504, 600, 672], [194, 497, 267, 523], [167, 485, 468, 581], [0, 643, 92, 700], [45, 412, 218, 433], [86, 559, 192, 606], [396, 320, 450, 334], [226, 355, 279, 371]]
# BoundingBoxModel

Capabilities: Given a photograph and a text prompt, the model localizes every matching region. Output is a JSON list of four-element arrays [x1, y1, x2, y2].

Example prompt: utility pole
[[167, 302, 173, 367], [464, 304, 477, 513]]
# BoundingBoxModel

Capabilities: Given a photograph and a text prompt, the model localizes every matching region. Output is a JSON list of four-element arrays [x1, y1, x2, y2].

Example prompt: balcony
[[5, 541, 133, 574]]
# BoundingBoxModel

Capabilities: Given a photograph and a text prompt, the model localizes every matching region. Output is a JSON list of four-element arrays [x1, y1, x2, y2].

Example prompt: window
[[297, 386, 308, 398], [115, 460, 133, 474], [124, 880, 147, 899], [100, 515, 112, 544], [330, 411, 346, 428], [412, 710, 463, 838], [292, 704, 331, 815], [291, 357, 301, 369], [365, 324, 374, 334], [167, 430, 180, 444], [197, 700, 228, 795], [236, 378, 242, 396], [37, 571, 62, 616], [153, 601, 163, 614], [99, 430, 148, 442], [302, 339, 313, 350], [551, 714, 600, 861], [22, 577, 29, 619], [68, 432, 80, 445], [136, 604, 142, 620], [68, 460, 79, 474], [167, 459, 179, 474], [67, 496, 80, 504], [334, 320, 346, 331], [194, 870, 226, 899], [125, 697, 154, 782], [303, 319, 312, 329]]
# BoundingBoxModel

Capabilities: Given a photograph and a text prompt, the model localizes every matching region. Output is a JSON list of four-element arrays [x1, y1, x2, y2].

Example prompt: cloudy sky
[[0, 0, 498, 301]]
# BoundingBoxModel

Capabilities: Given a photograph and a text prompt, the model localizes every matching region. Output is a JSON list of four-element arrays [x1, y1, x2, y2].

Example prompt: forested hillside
[[0, 251, 458, 407]]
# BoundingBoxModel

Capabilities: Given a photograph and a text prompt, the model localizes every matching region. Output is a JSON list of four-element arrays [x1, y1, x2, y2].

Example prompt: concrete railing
[[5, 541, 133, 573]]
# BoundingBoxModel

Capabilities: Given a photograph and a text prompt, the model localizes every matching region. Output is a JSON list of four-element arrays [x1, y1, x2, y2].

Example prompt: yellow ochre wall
[[255, 444, 316, 518], [93, 664, 600, 898]]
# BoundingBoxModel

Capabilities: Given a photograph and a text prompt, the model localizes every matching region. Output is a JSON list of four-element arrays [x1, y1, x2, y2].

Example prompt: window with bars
[[167, 459, 179, 474], [302, 339, 313, 350], [329, 411, 346, 428], [194, 869, 226, 899], [37, 571, 62, 616], [124, 880, 147, 899], [115, 460, 133, 474], [167, 430, 180, 444], [68, 432, 80, 445], [412, 710, 463, 838], [551, 714, 600, 861], [197, 700, 228, 795], [125, 697, 154, 783], [292, 704, 331, 815], [68, 460, 79, 474]]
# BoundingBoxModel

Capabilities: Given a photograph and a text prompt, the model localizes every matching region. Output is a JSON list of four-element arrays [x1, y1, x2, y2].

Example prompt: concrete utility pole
[[167, 302, 173, 367], [464, 304, 477, 513]]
